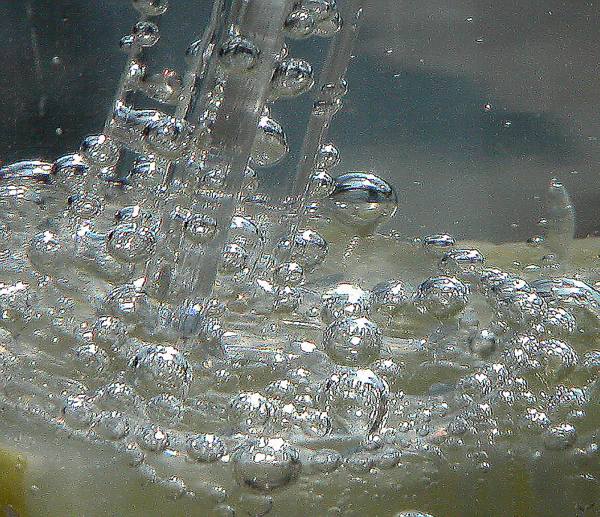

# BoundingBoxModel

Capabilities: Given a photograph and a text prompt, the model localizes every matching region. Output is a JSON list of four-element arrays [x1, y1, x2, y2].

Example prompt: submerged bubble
[[323, 317, 382, 366], [414, 276, 469, 319], [106, 223, 157, 264], [288, 229, 328, 269], [129, 344, 192, 398], [315, 143, 340, 171], [184, 213, 218, 244], [80, 135, 120, 167], [136, 424, 169, 452], [187, 434, 226, 462], [220, 36, 260, 71], [234, 438, 301, 492], [131, 21, 160, 47], [319, 368, 389, 434], [96, 411, 129, 440], [372, 280, 410, 314], [251, 116, 289, 167], [229, 392, 274, 433], [321, 283, 371, 323], [329, 172, 398, 232], [271, 57, 314, 98], [284, 8, 316, 39]]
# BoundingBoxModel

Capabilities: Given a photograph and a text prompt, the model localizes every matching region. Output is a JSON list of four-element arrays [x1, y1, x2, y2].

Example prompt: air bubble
[[129, 344, 192, 398], [187, 434, 226, 462], [321, 283, 371, 323], [414, 276, 469, 319], [315, 143, 340, 171], [80, 135, 120, 167], [251, 116, 289, 167], [132, 21, 160, 47], [107, 223, 157, 264], [234, 438, 300, 492], [136, 424, 169, 452], [330, 172, 397, 232], [220, 36, 260, 71], [271, 57, 314, 99], [229, 392, 274, 433], [284, 8, 316, 39], [323, 317, 382, 366], [184, 213, 218, 244]]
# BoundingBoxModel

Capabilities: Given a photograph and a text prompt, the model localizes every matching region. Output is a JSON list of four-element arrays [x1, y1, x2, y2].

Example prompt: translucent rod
[[182, 0, 295, 301], [292, 1, 364, 200]]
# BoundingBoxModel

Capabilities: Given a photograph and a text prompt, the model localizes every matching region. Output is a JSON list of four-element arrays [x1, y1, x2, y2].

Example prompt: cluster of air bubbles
[[132, 0, 169, 17]]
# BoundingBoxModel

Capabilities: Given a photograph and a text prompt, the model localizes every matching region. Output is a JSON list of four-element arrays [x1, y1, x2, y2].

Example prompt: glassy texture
[[0, 1, 599, 516]]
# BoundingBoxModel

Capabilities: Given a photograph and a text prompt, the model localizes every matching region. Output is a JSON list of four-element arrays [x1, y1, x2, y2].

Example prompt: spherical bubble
[[422, 234, 455, 250], [129, 344, 192, 398], [187, 434, 226, 462], [498, 291, 547, 326], [536, 339, 578, 380], [531, 278, 600, 334], [95, 382, 141, 413], [273, 262, 304, 286], [541, 307, 576, 337], [288, 229, 328, 269], [284, 8, 316, 39], [308, 170, 335, 198], [251, 116, 288, 167], [271, 57, 314, 98], [468, 329, 497, 357], [229, 392, 274, 433], [219, 35, 260, 71], [230, 215, 261, 246], [74, 343, 109, 372], [184, 213, 218, 244], [372, 280, 410, 315], [96, 411, 129, 440], [67, 194, 103, 218], [543, 423, 577, 450], [144, 116, 194, 159], [132, 21, 160, 47], [329, 172, 398, 232], [63, 395, 96, 429], [132, 0, 169, 17], [146, 394, 182, 424], [491, 276, 533, 301], [439, 248, 485, 278], [104, 284, 153, 324], [106, 223, 156, 264], [234, 438, 300, 492], [221, 243, 248, 273], [318, 368, 389, 435], [136, 424, 169, 451], [124, 60, 147, 88], [323, 317, 381, 366], [315, 142, 340, 171], [273, 286, 301, 313], [321, 283, 371, 323], [414, 276, 469, 319], [80, 134, 120, 167]]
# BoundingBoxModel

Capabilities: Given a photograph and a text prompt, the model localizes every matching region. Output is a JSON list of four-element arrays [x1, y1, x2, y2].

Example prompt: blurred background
[[1, 0, 599, 242]]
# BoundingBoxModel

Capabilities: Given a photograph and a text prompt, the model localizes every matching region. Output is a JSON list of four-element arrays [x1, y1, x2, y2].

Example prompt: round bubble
[[329, 172, 398, 232], [414, 276, 469, 319], [323, 317, 381, 366], [251, 116, 288, 167]]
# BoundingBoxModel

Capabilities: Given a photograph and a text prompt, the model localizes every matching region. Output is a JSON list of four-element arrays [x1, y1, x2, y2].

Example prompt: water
[[0, 1, 599, 516]]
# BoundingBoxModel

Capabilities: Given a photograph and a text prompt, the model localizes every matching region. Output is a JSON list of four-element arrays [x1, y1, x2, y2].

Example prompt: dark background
[[1, 0, 599, 242]]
